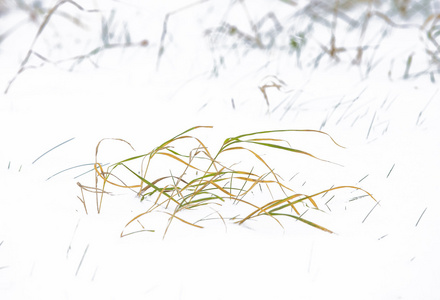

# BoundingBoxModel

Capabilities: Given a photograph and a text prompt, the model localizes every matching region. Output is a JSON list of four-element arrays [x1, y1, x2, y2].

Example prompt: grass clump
[[77, 126, 375, 238], [2, 0, 149, 94]]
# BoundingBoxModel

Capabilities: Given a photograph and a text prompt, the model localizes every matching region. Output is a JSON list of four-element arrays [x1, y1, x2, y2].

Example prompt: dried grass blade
[[270, 213, 333, 233], [157, 152, 205, 172], [121, 163, 180, 205]]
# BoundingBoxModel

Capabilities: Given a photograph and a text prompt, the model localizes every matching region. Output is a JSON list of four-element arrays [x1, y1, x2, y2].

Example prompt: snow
[[1, 0, 439, 299]]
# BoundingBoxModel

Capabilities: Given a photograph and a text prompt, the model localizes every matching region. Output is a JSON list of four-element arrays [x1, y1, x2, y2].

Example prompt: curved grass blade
[[269, 212, 334, 234], [231, 129, 345, 148]]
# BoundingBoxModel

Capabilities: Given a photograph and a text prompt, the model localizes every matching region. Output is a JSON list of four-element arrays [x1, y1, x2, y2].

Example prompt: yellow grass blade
[[79, 126, 375, 237]]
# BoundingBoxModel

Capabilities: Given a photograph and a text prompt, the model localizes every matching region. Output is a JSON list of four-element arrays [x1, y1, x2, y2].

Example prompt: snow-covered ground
[[1, 0, 439, 299]]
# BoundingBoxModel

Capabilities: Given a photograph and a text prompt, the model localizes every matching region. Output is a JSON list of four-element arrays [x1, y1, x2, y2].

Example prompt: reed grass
[[78, 126, 376, 238], [2, 0, 438, 94], [202, 0, 439, 79], [3, 0, 148, 94]]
